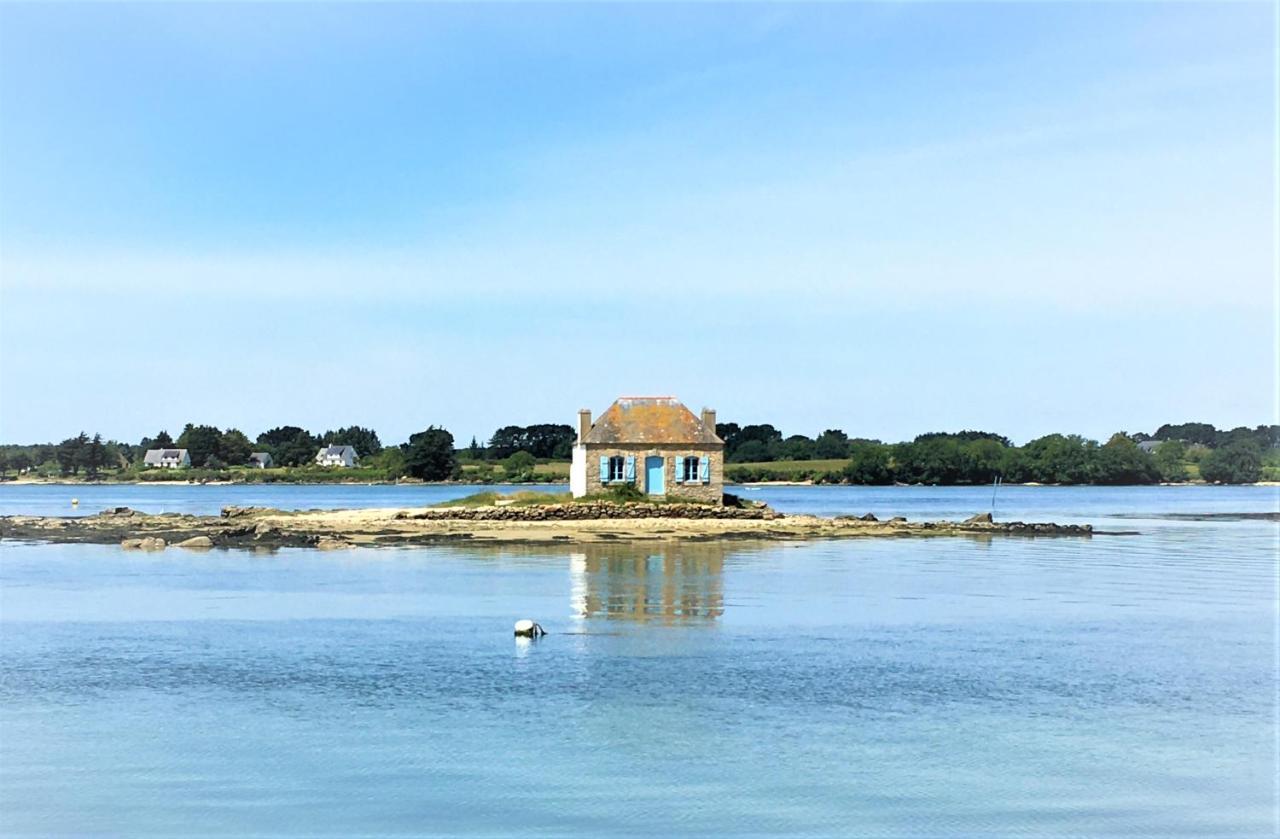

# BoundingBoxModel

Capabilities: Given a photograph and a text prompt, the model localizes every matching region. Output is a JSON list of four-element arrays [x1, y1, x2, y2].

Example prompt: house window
[[682, 456, 700, 482], [608, 456, 626, 483]]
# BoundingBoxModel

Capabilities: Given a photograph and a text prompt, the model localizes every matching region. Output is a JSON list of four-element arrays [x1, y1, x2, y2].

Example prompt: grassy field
[[434, 490, 569, 507], [457, 461, 571, 480], [727, 459, 849, 477]]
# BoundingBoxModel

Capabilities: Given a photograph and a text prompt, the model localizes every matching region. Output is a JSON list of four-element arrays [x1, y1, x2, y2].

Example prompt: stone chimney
[[577, 409, 592, 444], [701, 407, 716, 433]]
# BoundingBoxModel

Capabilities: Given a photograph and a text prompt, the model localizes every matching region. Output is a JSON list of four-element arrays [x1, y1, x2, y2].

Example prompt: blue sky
[[0, 2, 1274, 446]]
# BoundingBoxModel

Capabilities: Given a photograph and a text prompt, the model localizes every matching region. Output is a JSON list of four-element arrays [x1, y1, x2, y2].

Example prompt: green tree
[[731, 439, 772, 463], [404, 427, 457, 480], [715, 422, 742, 452], [1184, 444, 1210, 464], [84, 433, 107, 479], [220, 428, 253, 465], [1199, 440, 1263, 484], [779, 435, 815, 461], [9, 452, 32, 474], [1152, 440, 1188, 482], [1019, 434, 1098, 484], [813, 429, 849, 459], [322, 426, 383, 457], [56, 433, 88, 476], [718, 423, 782, 461], [105, 441, 130, 469], [1153, 422, 1217, 447], [1093, 434, 1159, 485], [503, 450, 537, 480], [959, 438, 1007, 483], [485, 424, 574, 459], [843, 441, 892, 484], [892, 438, 965, 484], [177, 424, 224, 468], [257, 426, 320, 467], [143, 430, 175, 449], [366, 447, 407, 479], [915, 430, 1012, 447]]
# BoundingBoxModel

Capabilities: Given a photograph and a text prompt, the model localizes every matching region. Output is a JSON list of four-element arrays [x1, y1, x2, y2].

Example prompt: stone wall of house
[[581, 444, 724, 504]]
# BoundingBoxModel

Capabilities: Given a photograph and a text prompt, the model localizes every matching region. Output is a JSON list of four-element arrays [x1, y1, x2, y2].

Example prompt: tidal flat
[[0, 500, 1095, 550]]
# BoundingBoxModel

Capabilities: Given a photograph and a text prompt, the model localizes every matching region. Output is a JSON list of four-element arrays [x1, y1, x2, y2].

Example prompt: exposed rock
[[222, 506, 269, 519], [1, 502, 1097, 550], [965, 512, 993, 524], [860, 513, 878, 522]]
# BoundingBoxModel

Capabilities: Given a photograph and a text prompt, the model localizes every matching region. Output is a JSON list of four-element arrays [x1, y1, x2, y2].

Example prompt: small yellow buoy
[[71, 498, 79, 506]]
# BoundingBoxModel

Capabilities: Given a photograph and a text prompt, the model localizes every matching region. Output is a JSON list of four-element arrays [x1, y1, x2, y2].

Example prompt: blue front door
[[645, 456, 665, 495]]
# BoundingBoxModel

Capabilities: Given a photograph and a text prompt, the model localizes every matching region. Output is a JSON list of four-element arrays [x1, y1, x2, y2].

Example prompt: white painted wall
[[570, 444, 587, 497]]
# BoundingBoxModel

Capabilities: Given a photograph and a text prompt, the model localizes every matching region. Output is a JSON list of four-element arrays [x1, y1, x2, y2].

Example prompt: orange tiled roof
[[584, 397, 722, 446]]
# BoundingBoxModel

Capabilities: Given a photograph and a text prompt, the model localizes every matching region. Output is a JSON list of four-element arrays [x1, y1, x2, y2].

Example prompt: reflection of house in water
[[569, 546, 725, 624]]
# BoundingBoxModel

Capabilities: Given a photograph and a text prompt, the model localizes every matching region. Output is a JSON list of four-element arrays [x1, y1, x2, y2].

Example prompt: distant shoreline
[[0, 476, 565, 489], [2, 477, 1277, 488]]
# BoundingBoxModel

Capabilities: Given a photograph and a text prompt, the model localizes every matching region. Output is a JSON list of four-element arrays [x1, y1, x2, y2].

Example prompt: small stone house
[[569, 396, 724, 503], [249, 452, 274, 469], [143, 448, 191, 469], [315, 445, 358, 468]]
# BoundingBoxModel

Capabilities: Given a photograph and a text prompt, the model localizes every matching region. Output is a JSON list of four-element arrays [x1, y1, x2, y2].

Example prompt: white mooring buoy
[[71, 498, 79, 506], [513, 619, 546, 638]]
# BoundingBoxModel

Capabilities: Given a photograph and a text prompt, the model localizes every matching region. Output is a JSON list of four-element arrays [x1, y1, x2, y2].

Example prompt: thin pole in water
[[991, 475, 1001, 515]]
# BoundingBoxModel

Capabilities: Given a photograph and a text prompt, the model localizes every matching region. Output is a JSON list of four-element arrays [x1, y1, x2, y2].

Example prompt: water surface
[[0, 486, 1275, 836]]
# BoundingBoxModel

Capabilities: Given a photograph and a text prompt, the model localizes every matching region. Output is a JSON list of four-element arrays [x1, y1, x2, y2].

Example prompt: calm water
[[0, 485, 1276, 836], [2, 481, 1276, 524]]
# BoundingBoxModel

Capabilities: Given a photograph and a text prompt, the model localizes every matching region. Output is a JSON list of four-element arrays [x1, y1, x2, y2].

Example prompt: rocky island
[[0, 500, 1095, 550]]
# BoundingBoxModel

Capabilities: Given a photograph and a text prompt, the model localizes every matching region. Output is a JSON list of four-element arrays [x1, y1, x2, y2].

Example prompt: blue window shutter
[[599, 455, 610, 483], [624, 455, 635, 481], [700, 455, 710, 483]]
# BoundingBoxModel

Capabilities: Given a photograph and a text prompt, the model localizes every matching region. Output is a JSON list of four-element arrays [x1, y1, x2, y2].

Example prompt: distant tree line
[[1, 423, 454, 482], [1138, 422, 1277, 451], [2, 419, 1275, 485], [716, 422, 1278, 486], [474, 424, 576, 460]]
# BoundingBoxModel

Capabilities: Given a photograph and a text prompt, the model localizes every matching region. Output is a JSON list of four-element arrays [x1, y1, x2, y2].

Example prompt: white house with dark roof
[[569, 396, 724, 503], [315, 444, 358, 468], [249, 452, 274, 469], [143, 448, 191, 469]]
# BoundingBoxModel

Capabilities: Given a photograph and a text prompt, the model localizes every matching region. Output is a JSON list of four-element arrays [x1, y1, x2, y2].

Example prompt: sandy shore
[[0, 503, 1096, 550]]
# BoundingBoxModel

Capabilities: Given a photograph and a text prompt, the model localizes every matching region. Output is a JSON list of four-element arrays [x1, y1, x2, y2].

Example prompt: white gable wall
[[570, 445, 587, 498]]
